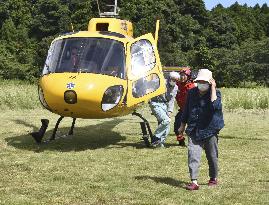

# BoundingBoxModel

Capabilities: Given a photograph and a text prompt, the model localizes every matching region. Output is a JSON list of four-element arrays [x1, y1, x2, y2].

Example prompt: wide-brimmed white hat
[[169, 71, 180, 79], [194, 69, 212, 83]]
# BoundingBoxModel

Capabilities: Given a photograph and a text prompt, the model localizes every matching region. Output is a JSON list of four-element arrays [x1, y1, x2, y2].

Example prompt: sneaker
[[178, 140, 186, 147], [151, 136, 160, 146], [208, 179, 218, 186], [186, 182, 199, 190], [151, 135, 158, 143], [176, 135, 185, 146], [152, 140, 161, 147]]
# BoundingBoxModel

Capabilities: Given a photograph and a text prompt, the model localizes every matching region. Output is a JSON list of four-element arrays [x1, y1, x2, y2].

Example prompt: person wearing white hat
[[149, 71, 180, 148], [178, 69, 224, 190]]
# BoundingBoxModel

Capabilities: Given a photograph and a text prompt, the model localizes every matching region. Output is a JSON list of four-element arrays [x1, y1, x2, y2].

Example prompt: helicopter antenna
[[96, 0, 101, 15], [97, 0, 119, 17], [71, 22, 74, 32]]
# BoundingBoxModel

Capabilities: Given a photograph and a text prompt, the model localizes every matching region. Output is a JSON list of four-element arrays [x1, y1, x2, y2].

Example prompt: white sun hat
[[169, 71, 180, 79], [194, 69, 212, 83]]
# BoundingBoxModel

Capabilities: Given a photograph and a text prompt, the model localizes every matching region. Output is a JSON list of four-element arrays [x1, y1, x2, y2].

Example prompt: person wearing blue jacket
[[178, 69, 224, 190]]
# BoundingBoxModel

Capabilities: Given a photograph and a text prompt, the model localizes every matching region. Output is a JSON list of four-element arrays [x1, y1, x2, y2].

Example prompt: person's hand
[[178, 123, 186, 135], [209, 78, 216, 89], [182, 75, 188, 82], [209, 78, 217, 101], [168, 112, 172, 118]]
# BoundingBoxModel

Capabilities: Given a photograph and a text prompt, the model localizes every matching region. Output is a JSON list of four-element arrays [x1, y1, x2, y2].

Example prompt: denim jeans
[[149, 102, 171, 144]]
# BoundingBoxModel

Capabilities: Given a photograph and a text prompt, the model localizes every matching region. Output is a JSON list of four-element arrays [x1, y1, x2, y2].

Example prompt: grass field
[[0, 80, 268, 110], [0, 81, 268, 204], [0, 106, 268, 204]]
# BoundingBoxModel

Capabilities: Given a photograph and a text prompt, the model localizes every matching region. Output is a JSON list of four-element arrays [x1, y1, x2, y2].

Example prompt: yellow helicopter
[[31, 0, 166, 146]]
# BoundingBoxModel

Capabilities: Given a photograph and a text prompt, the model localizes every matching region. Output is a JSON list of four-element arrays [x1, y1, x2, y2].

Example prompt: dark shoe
[[186, 182, 199, 190], [151, 139, 161, 147], [178, 140, 186, 147], [176, 135, 185, 146], [151, 136, 160, 144], [208, 179, 218, 186]]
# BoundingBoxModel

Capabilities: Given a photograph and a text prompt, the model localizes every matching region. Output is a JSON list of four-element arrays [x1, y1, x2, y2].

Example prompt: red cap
[[180, 67, 191, 76]]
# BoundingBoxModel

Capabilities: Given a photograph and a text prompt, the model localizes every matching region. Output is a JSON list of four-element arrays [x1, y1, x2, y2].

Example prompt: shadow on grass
[[220, 134, 266, 141], [5, 118, 127, 152], [135, 176, 187, 189], [106, 141, 150, 149], [13, 119, 39, 130]]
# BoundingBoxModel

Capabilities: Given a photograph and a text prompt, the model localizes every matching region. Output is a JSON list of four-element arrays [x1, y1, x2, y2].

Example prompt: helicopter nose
[[41, 73, 127, 118]]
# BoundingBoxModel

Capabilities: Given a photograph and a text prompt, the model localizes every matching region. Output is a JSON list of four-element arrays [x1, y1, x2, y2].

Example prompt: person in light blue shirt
[[149, 71, 180, 148]]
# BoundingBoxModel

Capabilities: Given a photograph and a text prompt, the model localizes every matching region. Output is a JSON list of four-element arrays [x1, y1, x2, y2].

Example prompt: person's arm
[[167, 85, 178, 116], [209, 78, 222, 110], [210, 78, 217, 102]]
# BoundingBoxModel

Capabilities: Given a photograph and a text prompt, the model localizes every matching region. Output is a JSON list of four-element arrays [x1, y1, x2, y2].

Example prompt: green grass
[[0, 80, 268, 110], [221, 88, 269, 110], [0, 80, 268, 204], [0, 107, 268, 205], [0, 80, 40, 110]]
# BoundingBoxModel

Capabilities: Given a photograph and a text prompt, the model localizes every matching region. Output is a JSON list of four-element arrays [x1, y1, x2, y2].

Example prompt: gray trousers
[[188, 135, 218, 180]]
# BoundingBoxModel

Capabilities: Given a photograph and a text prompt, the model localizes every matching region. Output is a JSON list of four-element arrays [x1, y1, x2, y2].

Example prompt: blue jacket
[[181, 87, 224, 141]]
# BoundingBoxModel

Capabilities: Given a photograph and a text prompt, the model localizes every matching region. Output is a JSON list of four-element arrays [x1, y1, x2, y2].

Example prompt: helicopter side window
[[131, 39, 156, 77], [132, 73, 160, 98]]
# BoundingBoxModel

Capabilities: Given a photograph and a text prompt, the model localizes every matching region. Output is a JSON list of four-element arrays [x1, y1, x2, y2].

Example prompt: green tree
[[191, 46, 215, 71], [174, 0, 209, 25], [207, 6, 238, 48], [31, 0, 71, 40], [242, 39, 269, 86], [227, 2, 265, 43], [63, 0, 97, 31]]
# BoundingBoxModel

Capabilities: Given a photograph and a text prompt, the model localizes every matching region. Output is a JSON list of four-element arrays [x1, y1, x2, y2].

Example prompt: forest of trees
[[0, 0, 268, 87]]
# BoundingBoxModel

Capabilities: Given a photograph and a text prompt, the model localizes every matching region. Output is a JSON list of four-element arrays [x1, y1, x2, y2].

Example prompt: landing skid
[[132, 111, 153, 147], [31, 116, 76, 144]]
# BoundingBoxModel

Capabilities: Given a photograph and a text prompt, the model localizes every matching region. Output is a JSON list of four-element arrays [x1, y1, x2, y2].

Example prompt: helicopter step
[[31, 117, 76, 144], [132, 111, 153, 147]]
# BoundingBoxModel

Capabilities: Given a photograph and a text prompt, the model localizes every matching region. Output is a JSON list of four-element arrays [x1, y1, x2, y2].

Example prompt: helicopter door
[[126, 33, 166, 107]]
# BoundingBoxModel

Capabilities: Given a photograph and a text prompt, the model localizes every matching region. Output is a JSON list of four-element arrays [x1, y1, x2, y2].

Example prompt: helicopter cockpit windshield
[[43, 38, 125, 79]]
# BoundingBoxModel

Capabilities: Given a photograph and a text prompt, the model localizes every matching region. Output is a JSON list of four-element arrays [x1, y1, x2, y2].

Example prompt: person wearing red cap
[[174, 67, 196, 146]]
